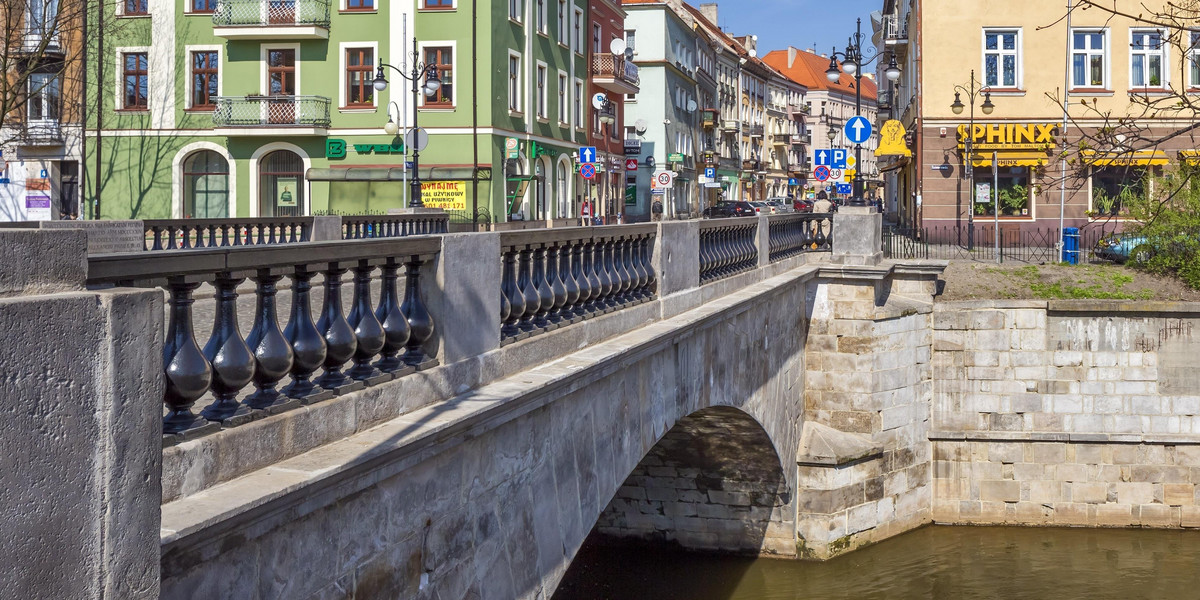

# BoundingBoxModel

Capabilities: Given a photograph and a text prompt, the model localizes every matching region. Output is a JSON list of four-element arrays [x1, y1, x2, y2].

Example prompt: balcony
[[722, 119, 740, 132], [17, 29, 63, 56], [701, 108, 719, 130], [748, 124, 764, 138], [884, 14, 909, 50], [591, 55, 639, 95], [772, 134, 788, 147], [213, 95, 331, 135], [213, 0, 331, 39], [18, 120, 64, 147]]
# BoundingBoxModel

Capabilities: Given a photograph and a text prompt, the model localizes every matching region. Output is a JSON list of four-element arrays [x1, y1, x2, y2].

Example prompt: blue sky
[[710, 0, 881, 59]]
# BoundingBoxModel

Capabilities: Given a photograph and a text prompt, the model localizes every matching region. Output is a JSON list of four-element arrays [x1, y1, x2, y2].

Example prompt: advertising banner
[[421, 181, 468, 211]]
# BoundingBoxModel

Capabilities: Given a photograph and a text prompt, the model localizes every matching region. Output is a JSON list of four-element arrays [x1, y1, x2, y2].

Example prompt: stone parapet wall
[[932, 300, 1200, 528]]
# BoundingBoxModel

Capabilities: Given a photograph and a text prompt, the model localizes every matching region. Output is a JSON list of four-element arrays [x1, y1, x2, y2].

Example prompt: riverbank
[[937, 262, 1200, 302]]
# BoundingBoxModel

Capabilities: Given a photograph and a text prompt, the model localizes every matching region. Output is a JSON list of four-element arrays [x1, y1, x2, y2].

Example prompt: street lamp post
[[825, 17, 901, 207], [373, 38, 442, 209], [950, 69, 994, 250]]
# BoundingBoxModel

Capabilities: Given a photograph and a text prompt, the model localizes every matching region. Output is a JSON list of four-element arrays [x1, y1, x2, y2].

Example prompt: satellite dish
[[748, 48, 757, 58], [610, 38, 627, 56], [634, 119, 648, 133], [591, 92, 608, 110], [686, 99, 697, 113]]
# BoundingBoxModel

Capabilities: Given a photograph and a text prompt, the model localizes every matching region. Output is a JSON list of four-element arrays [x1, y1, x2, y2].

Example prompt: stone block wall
[[932, 301, 1200, 528], [794, 272, 935, 558]]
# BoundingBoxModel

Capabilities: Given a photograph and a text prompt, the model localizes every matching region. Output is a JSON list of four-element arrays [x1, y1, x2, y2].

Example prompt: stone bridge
[[2, 209, 947, 599]]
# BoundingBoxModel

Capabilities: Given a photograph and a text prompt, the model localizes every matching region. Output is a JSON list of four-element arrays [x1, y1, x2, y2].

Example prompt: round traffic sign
[[813, 165, 830, 182], [829, 168, 843, 180], [656, 171, 673, 186], [581, 164, 596, 179]]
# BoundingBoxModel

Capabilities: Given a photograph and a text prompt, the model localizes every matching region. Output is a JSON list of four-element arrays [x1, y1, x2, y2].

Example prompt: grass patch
[[994, 264, 1154, 300]]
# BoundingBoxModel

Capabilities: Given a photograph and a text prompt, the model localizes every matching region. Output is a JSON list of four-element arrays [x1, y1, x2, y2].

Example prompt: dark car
[[793, 198, 815, 213], [702, 201, 757, 218]]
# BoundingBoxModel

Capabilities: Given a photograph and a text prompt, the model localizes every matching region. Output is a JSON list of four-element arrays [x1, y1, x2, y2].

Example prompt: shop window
[[972, 166, 1032, 217], [183, 150, 229, 219], [259, 150, 303, 217], [1091, 166, 1147, 216]]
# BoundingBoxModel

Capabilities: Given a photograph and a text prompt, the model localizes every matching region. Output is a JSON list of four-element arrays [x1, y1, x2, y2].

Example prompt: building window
[[508, 54, 521, 112], [536, 0, 546, 33], [183, 150, 229, 219], [973, 166, 1031, 217], [557, 0, 567, 42], [424, 47, 453, 105], [191, 0, 216, 12], [27, 0, 58, 37], [122, 52, 148, 109], [191, 51, 219, 109], [423, 0, 452, 7], [593, 23, 602, 54], [573, 8, 583, 53], [27, 73, 59, 121], [347, 0, 374, 10], [1071, 29, 1107, 89], [345, 47, 374, 107], [124, 0, 147, 15], [558, 72, 567, 124], [1091, 167, 1146, 216], [983, 30, 1018, 88], [625, 30, 636, 52], [1191, 31, 1200, 88], [574, 79, 583, 126], [536, 64, 547, 118], [1130, 29, 1165, 88], [509, 0, 521, 21]]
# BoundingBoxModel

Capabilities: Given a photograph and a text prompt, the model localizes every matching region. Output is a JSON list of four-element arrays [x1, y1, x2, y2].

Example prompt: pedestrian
[[580, 198, 591, 226]]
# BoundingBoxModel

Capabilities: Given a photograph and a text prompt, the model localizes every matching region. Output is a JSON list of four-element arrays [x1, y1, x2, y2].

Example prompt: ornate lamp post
[[824, 17, 901, 207], [373, 38, 442, 209], [950, 69, 994, 250]]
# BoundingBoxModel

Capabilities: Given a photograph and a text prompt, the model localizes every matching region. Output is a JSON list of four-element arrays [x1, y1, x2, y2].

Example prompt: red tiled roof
[[763, 48, 877, 100]]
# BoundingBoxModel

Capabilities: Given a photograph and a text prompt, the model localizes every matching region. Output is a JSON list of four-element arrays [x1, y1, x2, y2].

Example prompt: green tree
[[1124, 165, 1200, 288]]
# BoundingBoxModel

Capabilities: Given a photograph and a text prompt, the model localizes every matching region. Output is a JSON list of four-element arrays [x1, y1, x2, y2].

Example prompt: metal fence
[[213, 95, 331, 128], [213, 0, 331, 27], [883, 225, 1120, 263]]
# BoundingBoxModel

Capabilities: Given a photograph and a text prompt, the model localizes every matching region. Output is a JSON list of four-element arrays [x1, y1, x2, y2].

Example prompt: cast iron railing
[[699, 218, 758, 283], [89, 237, 440, 441], [212, 0, 331, 27], [213, 95, 332, 128], [882, 225, 1117, 263], [591, 54, 640, 87], [767, 213, 833, 261], [499, 225, 657, 343], [342, 214, 450, 239], [144, 217, 312, 250]]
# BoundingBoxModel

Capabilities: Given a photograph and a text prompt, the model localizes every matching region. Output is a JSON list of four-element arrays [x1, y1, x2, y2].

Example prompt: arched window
[[183, 150, 229, 218], [259, 150, 304, 217]]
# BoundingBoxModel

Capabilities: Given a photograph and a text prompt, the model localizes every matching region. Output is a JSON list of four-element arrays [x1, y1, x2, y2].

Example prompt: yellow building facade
[[915, 0, 1199, 234]]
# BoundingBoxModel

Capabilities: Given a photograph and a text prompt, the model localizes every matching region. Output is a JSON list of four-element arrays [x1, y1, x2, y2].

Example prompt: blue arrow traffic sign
[[844, 116, 872, 145], [814, 149, 831, 166], [579, 146, 597, 164]]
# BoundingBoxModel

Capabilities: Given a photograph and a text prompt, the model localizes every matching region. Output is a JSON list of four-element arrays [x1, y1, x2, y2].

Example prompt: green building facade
[[85, 0, 590, 222]]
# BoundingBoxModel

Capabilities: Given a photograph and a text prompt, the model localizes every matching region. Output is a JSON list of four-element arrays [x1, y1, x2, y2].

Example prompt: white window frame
[[574, 78, 584, 130], [1070, 28, 1109, 89], [535, 61, 548, 119], [114, 45, 151, 111], [509, 0, 522, 22], [557, 70, 569, 126], [185, 44, 224, 110], [337, 41, 377, 111], [1189, 31, 1200, 89], [573, 8, 584, 54], [27, 72, 60, 121], [981, 29, 1021, 89], [417, 40, 456, 108], [260, 43, 302, 96], [557, 0, 567, 44], [508, 51, 523, 113], [1130, 28, 1168, 89], [536, 0, 546, 34]]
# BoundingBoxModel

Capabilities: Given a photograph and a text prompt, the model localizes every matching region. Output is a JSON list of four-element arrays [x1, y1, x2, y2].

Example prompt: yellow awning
[[1179, 150, 1200, 165], [970, 151, 1049, 168], [1081, 149, 1169, 166]]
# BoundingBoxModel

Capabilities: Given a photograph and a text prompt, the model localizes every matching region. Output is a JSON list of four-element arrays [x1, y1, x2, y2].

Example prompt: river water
[[554, 526, 1200, 599]]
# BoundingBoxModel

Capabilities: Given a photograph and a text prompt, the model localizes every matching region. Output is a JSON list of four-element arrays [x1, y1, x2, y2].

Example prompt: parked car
[[793, 199, 815, 213], [749, 201, 769, 215], [1094, 232, 1198, 264], [765, 198, 791, 213], [702, 201, 757, 218]]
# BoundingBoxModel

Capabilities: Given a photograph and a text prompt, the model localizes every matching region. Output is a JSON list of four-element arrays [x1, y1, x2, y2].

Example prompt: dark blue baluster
[[532, 245, 554, 329], [375, 257, 412, 373], [401, 255, 435, 367], [200, 273, 257, 424], [315, 263, 359, 392], [585, 240, 603, 313], [517, 246, 540, 332], [571, 241, 591, 318], [282, 265, 330, 402], [162, 279, 215, 435], [547, 243, 568, 324], [559, 241, 580, 321], [501, 246, 524, 338], [244, 269, 295, 411], [347, 261, 386, 382]]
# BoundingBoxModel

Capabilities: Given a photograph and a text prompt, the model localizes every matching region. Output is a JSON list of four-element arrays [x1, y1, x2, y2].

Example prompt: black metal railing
[[499, 225, 657, 343], [699, 218, 758, 283], [342, 214, 450, 240], [767, 213, 832, 261], [883, 225, 1118, 263], [144, 217, 311, 251], [213, 95, 332, 128], [212, 0, 331, 27], [88, 236, 440, 441]]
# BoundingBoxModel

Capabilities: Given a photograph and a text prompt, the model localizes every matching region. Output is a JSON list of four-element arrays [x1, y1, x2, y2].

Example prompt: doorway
[[259, 150, 303, 217]]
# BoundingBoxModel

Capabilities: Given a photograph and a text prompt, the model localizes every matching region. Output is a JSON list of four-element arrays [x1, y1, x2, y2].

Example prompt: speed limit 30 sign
[[653, 170, 675, 189]]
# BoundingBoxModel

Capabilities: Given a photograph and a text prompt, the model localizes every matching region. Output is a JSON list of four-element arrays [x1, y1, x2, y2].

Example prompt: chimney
[[699, 3, 718, 25], [788, 46, 798, 69]]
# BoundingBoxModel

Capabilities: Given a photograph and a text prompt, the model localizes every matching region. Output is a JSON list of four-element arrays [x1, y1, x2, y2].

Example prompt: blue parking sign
[[704, 166, 716, 178]]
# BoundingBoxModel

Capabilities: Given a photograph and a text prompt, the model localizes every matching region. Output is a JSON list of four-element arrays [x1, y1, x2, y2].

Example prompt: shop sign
[[505, 137, 520, 159], [326, 138, 405, 159], [975, 182, 991, 204], [957, 123, 1057, 150], [25, 193, 51, 220], [625, 183, 637, 206], [667, 153, 685, 163], [421, 181, 468, 211], [624, 139, 641, 155], [875, 120, 912, 157]]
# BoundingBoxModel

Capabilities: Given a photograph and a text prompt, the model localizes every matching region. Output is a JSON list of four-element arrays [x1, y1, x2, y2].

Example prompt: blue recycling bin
[[1062, 227, 1080, 264]]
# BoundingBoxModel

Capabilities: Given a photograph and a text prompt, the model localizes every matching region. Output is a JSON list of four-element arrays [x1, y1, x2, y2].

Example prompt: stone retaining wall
[[932, 300, 1200, 528]]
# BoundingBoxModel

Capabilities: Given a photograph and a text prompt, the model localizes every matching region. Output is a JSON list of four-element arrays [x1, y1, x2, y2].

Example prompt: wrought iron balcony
[[18, 120, 65, 146], [212, 0, 331, 39], [748, 124, 764, 138], [591, 55, 639, 95], [772, 134, 789, 146], [18, 30, 63, 55], [213, 95, 331, 133]]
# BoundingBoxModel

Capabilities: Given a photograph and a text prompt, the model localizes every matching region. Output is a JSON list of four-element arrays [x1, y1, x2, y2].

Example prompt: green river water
[[554, 525, 1200, 599]]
